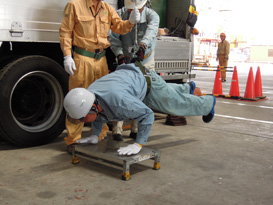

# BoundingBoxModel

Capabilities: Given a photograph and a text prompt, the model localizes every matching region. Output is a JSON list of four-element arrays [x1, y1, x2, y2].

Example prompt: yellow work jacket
[[59, 0, 134, 56], [217, 40, 230, 60]]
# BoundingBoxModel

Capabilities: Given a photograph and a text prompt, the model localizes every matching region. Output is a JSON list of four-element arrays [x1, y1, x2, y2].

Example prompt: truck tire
[[0, 55, 68, 146]]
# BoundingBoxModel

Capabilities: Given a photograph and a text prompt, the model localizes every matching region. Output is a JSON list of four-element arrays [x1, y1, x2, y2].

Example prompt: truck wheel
[[0, 56, 68, 146]]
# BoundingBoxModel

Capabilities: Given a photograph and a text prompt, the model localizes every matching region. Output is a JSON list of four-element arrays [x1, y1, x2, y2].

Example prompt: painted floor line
[[215, 114, 273, 124], [218, 101, 273, 109]]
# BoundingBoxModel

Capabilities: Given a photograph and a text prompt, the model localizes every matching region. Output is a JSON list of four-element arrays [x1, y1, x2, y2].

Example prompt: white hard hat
[[125, 0, 147, 9], [63, 88, 95, 119]]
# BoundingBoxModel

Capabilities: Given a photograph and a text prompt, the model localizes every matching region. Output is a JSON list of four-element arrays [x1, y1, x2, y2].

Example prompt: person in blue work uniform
[[109, 0, 159, 141], [63, 62, 216, 156], [64, 62, 216, 155]]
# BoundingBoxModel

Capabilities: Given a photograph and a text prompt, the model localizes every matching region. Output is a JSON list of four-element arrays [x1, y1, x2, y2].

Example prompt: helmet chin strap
[[90, 99, 103, 115], [82, 100, 101, 123]]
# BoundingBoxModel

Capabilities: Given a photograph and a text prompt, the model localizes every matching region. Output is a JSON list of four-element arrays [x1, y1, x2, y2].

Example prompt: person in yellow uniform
[[216, 33, 230, 82], [59, 0, 140, 153]]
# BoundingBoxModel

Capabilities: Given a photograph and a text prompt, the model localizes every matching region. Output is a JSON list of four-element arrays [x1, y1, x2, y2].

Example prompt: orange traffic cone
[[254, 66, 263, 98], [213, 65, 223, 95], [229, 66, 240, 97], [244, 67, 255, 99]]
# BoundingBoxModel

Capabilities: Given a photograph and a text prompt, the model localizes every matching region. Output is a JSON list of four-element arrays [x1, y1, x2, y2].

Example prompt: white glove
[[129, 6, 140, 24], [76, 135, 98, 144], [63, 55, 76, 75], [117, 143, 142, 155]]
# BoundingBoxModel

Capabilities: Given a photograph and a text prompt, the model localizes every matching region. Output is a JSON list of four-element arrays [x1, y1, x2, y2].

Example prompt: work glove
[[63, 55, 76, 75], [117, 143, 142, 155], [136, 44, 146, 61], [117, 54, 127, 65], [129, 6, 140, 24], [76, 135, 98, 144]]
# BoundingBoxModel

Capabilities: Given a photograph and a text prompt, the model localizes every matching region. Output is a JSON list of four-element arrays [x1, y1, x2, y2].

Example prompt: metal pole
[[134, 0, 138, 55]]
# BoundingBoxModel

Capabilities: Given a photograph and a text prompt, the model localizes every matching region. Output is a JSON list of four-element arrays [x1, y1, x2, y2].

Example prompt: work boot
[[112, 134, 123, 141], [189, 81, 196, 94], [202, 96, 216, 123], [165, 115, 187, 126], [129, 132, 137, 139]]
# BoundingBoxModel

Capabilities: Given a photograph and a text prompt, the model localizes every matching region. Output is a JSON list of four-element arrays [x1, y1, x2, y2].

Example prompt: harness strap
[[135, 61, 151, 96]]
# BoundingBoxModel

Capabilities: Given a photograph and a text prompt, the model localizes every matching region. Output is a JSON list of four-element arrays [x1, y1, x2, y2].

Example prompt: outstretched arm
[[139, 9, 159, 48], [118, 96, 154, 145]]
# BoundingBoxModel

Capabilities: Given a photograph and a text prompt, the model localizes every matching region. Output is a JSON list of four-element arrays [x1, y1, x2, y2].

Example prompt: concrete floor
[[1, 63, 273, 205]]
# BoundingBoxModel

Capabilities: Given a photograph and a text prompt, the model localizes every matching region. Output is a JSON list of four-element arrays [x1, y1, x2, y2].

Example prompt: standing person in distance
[[216, 33, 230, 82]]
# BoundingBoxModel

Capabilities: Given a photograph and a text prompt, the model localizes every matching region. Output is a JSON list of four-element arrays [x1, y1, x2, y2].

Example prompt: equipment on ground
[[71, 138, 161, 181]]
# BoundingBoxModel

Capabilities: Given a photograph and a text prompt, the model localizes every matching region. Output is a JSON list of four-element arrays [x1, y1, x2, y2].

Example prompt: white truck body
[[0, 0, 117, 42]]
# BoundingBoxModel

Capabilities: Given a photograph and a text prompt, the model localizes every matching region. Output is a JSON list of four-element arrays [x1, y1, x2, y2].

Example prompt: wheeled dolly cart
[[71, 139, 161, 181]]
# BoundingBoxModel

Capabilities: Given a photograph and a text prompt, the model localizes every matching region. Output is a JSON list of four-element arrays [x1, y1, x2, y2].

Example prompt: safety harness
[[135, 60, 151, 96], [74, 47, 106, 60]]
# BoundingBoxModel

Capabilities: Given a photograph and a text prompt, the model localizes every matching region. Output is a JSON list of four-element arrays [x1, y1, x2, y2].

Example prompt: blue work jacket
[[88, 64, 154, 145], [109, 6, 159, 64]]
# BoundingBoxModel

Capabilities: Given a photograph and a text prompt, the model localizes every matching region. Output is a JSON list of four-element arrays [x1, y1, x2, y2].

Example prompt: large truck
[[0, 0, 196, 146]]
